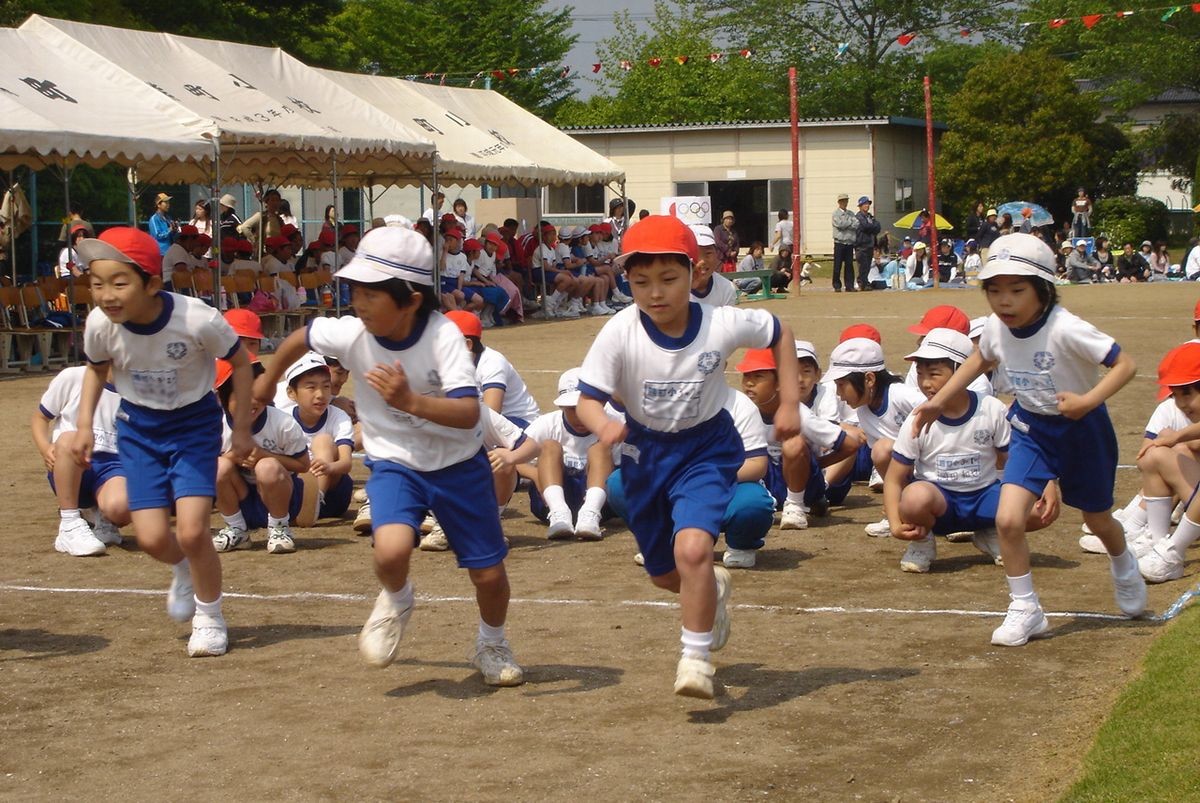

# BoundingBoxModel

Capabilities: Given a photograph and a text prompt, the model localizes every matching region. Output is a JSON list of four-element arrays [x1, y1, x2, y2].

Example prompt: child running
[[71, 227, 254, 657], [912, 233, 1146, 645], [254, 225, 523, 686], [574, 215, 801, 700]]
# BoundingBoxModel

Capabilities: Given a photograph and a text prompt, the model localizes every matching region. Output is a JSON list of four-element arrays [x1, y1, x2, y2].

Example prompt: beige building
[[561, 117, 943, 255]]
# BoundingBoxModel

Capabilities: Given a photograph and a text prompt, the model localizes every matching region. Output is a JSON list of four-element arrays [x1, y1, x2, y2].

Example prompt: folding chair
[[0, 286, 35, 371], [170, 267, 193, 297], [191, 268, 217, 306], [220, 276, 241, 308], [18, 284, 71, 368]]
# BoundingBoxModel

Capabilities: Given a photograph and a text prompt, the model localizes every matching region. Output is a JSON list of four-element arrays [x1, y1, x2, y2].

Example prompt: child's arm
[[882, 459, 923, 540], [489, 437, 541, 470], [911, 350, 995, 435], [267, 448, 309, 475], [737, 454, 768, 483], [1137, 420, 1200, 457], [577, 396, 626, 446], [1055, 350, 1135, 420], [770, 321, 802, 442], [69, 361, 108, 467], [227, 346, 255, 461], [30, 410, 55, 472], [365, 360, 479, 429], [816, 429, 862, 468]]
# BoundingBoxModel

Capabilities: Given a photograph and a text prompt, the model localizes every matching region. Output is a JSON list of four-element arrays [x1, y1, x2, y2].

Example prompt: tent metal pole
[[63, 160, 82, 364], [537, 183, 546, 305], [618, 180, 627, 249], [213, 138, 224, 310], [333, 153, 341, 316], [126, 168, 137, 225], [7, 170, 15, 285], [432, 167, 441, 290]]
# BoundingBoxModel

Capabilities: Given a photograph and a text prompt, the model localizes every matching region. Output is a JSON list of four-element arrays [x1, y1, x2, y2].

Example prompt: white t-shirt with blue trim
[[893, 392, 1011, 493], [221, 406, 309, 485], [39, 365, 121, 455], [726, 388, 769, 458], [691, 274, 737, 307], [855, 382, 928, 446], [291, 405, 355, 449], [476, 346, 540, 423]]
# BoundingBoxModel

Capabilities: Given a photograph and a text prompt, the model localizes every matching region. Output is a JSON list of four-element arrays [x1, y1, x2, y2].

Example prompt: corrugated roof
[[561, 115, 948, 133], [1075, 80, 1200, 104]]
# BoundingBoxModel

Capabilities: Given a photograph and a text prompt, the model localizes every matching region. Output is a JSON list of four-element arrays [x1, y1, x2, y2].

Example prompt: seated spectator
[[905, 242, 931, 288], [1150, 241, 1170, 281], [1116, 241, 1150, 282], [936, 239, 961, 284], [1066, 239, 1100, 283], [770, 246, 793, 291], [1093, 236, 1114, 281]]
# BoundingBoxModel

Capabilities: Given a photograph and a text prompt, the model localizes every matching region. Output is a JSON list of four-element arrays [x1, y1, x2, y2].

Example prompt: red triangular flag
[[1049, 18, 1069, 27], [675, 55, 689, 66], [592, 62, 602, 73], [491, 70, 506, 81], [1081, 13, 1104, 27], [1193, 3, 1200, 11], [960, 28, 971, 37], [508, 68, 520, 76], [897, 32, 916, 46], [738, 49, 753, 59], [708, 53, 723, 63], [619, 60, 632, 71], [648, 57, 662, 68]]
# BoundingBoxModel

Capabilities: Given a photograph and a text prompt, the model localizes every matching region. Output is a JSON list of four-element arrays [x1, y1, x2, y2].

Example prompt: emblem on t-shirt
[[166, 341, 188, 360], [973, 429, 993, 446], [426, 369, 442, 389], [697, 350, 721, 375], [1033, 351, 1055, 370], [261, 437, 278, 451]]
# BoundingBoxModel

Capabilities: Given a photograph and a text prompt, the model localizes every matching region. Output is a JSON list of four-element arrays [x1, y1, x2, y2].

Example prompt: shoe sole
[[779, 520, 807, 530], [353, 511, 372, 534], [213, 537, 252, 553], [991, 620, 1051, 647], [712, 567, 732, 652], [547, 525, 574, 540], [267, 541, 296, 554], [418, 538, 449, 552], [673, 679, 714, 700], [55, 536, 106, 557], [900, 561, 931, 573], [575, 527, 603, 541], [187, 644, 228, 657], [295, 474, 320, 528]]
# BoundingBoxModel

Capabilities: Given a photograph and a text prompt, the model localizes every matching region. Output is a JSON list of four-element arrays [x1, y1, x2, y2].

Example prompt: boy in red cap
[[462, 238, 510, 327], [71, 227, 255, 657], [440, 227, 479, 313], [337, 224, 360, 267], [224, 308, 264, 360], [575, 215, 801, 699]]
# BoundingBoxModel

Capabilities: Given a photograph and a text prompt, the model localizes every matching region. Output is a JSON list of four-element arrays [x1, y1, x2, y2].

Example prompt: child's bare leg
[[781, 435, 812, 496], [898, 482, 945, 533], [672, 528, 718, 632], [215, 456, 244, 515], [372, 523, 415, 592], [493, 466, 516, 506], [174, 496, 222, 602], [254, 458, 292, 519], [129, 507, 186, 566], [96, 477, 132, 527], [310, 434, 338, 493], [994, 484, 1039, 575], [51, 435, 83, 511], [468, 563, 510, 627], [871, 438, 894, 475], [536, 440, 565, 494]]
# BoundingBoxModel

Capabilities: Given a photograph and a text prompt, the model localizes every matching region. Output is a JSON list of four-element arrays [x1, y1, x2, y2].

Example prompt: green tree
[[557, 1, 782, 126], [936, 50, 1101, 221]]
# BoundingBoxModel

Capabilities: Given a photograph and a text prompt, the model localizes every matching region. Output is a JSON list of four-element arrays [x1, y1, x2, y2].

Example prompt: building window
[[895, 179, 914, 213], [674, 181, 707, 196], [546, 184, 605, 215]]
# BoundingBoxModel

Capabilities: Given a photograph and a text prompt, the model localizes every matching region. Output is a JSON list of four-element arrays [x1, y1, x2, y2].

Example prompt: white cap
[[554, 367, 582, 407], [824, 338, 886, 382], [904, 328, 973, 364], [968, 316, 987, 340], [335, 226, 434, 286], [794, 339, 819, 367], [383, 214, 411, 228], [978, 233, 1057, 282], [689, 223, 715, 248], [1075, 239, 1087, 247], [285, 352, 331, 385]]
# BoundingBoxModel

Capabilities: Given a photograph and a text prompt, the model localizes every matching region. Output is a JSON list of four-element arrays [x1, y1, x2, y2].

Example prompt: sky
[[549, 0, 655, 99]]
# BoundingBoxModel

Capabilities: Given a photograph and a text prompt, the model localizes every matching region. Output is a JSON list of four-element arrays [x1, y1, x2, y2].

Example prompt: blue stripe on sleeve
[[892, 453, 915, 466], [577, 380, 611, 404], [37, 405, 55, 420], [745, 447, 768, 459], [222, 341, 241, 361], [446, 386, 479, 399], [481, 382, 507, 393], [767, 316, 781, 348], [1102, 343, 1121, 367]]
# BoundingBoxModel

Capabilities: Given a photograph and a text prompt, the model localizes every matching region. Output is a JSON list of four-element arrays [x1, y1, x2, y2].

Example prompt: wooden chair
[[20, 284, 71, 368], [220, 276, 241, 308], [191, 268, 216, 305], [170, 267, 193, 296], [0, 286, 35, 371], [68, 282, 93, 315]]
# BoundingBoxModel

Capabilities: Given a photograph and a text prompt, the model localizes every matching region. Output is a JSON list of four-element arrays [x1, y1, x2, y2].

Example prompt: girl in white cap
[[912, 232, 1144, 646]]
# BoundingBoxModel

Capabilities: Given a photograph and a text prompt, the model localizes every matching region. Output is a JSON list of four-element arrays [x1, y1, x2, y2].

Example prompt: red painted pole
[[789, 66, 801, 291], [925, 75, 940, 288]]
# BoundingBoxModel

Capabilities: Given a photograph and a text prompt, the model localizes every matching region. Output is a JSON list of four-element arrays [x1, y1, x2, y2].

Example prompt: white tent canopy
[[22, 15, 436, 186], [0, 27, 214, 171]]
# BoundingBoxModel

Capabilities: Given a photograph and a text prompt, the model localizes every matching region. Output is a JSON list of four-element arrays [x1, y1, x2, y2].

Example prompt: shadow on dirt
[[1045, 614, 1160, 640], [745, 548, 814, 571], [226, 622, 359, 650], [0, 628, 110, 661], [688, 663, 919, 724], [385, 660, 623, 700]]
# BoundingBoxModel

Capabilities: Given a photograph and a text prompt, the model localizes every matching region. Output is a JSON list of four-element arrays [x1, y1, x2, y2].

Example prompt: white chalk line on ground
[[0, 581, 1147, 621]]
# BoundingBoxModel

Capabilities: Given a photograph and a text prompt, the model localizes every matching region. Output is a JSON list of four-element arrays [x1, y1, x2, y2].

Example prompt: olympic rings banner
[[662, 196, 712, 225]]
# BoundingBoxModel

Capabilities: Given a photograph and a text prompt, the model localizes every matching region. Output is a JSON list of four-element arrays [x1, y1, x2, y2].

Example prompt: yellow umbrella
[[894, 211, 953, 230]]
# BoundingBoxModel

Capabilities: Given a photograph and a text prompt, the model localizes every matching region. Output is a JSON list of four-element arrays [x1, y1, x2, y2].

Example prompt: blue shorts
[[440, 277, 461, 294], [366, 451, 506, 569], [239, 474, 304, 529], [461, 287, 480, 301], [118, 394, 223, 511], [47, 451, 125, 509], [826, 443, 873, 506], [1004, 403, 1116, 513], [620, 410, 742, 577], [320, 473, 353, 519], [764, 453, 827, 509], [931, 482, 1001, 535]]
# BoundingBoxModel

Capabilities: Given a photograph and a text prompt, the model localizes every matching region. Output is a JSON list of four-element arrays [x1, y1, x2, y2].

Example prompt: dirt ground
[[1, 282, 1195, 802]]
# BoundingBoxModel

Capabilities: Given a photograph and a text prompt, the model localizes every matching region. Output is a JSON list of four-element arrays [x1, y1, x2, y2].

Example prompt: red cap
[[587, 224, 605, 233], [280, 223, 299, 238], [463, 238, 482, 252], [598, 222, 613, 234], [613, 214, 698, 270], [339, 224, 359, 239], [224, 308, 264, 340], [234, 239, 254, 254], [318, 229, 336, 247], [1193, 299, 1200, 322], [178, 224, 199, 238], [444, 227, 464, 241], [193, 234, 212, 250], [265, 235, 290, 250], [496, 242, 509, 259], [213, 358, 233, 390], [908, 305, 970, 336], [444, 310, 482, 339], [308, 240, 324, 250], [69, 223, 90, 236], [441, 213, 458, 223], [735, 348, 777, 374], [485, 231, 503, 245], [540, 222, 557, 233], [839, 323, 882, 343], [1158, 342, 1200, 392], [75, 227, 162, 277], [220, 236, 241, 253]]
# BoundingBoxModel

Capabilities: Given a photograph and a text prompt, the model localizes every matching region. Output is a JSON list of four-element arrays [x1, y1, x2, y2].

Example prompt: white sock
[[1165, 515, 1200, 558], [267, 514, 289, 529], [1110, 548, 1137, 577], [479, 619, 506, 646], [1006, 572, 1036, 601], [581, 486, 607, 515], [1144, 496, 1172, 539], [1124, 499, 1148, 529], [681, 627, 712, 660], [388, 580, 413, 608], [785, 489, 805, 506], [222, 510, 247, 531], [194, 594, 222, 618], [542, 484, 568, 516], [60, 508, 82, 521], [1122, 494, 1145, 519]]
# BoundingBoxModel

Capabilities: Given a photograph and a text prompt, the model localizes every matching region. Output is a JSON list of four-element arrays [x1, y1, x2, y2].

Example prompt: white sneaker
[[353, 501, 372, 534], [864, 518, 892, 537], [587, 303, 606, 316], [92, 514, 122, 546], [900, 536, 936, 573], [1138, 541, 1185, 584], [673, 655, 716, 699], [574, 508, 603, 541], [266, 523, 296, 554], [469, 639, 525, 686], [991, 597, 1050, 646], [611, 289, 634, 304], [567, 298, 584, 315], [352, 488, 368, 504], [723, 547, 757, 569], [358, 588, 414, 668], [711, 565, 732, 652], [419, 523, 449, 551], [1112, 564, 1148, 617], [420, 514, 436, 534], [166, 564, 195, 622], [779, 500, 809, 530], [557, 303, 581, 320], [54, 517, 106, 557], [187, 612, 228, 657], [547, 509, 574, 540], [971, 528, 1003, 566], [598, 302, 616, 315], [633, 552, 645, 566], [868, 468, 884, 492], [532, 307, 559, 320], [212, 525, 250, 552], [1129, 531, 1157, 559]]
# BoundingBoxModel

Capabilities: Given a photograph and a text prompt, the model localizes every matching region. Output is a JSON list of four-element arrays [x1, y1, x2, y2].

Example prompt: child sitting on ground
[[285, 353, 356, 528], [885, 328, 1059, 573], [213, 360, 310, 555]]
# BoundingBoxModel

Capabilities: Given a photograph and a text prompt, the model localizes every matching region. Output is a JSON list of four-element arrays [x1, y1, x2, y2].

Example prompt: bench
[[726, 270, 788, 302]]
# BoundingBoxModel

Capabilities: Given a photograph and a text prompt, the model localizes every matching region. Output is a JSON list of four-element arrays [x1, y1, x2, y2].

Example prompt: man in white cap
[[831, 193, 858, 292]]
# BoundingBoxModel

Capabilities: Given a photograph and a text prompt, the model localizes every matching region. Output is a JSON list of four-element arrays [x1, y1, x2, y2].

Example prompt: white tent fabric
[[22, 15, 436, 186], [0, 27, 214, 170]]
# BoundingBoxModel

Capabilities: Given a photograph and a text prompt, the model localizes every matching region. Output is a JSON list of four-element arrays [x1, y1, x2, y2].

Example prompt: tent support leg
[[332, 154, 341, 316]]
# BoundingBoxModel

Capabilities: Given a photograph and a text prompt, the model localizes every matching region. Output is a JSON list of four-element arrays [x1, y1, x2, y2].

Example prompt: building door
[[707, 180, 768, 254]]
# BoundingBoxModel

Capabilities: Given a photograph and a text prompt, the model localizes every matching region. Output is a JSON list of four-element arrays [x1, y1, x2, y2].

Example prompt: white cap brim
[[335, 252, 433, 286], [554, 390, 582, 407], [794, 340, 819, 366], [74, 238, 138, 271], [905, 342, 968, 363], [285, 353, 331, 384]]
